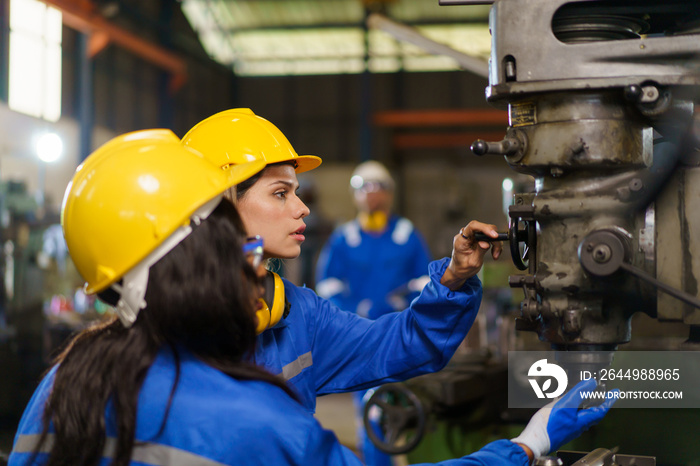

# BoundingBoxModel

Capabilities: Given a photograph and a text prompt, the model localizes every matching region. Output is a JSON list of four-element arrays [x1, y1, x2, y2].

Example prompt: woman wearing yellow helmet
[[8, 132, 301, 464], [182, 109, 503, 415]]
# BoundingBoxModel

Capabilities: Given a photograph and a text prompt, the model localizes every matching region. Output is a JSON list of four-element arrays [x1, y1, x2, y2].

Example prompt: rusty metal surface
[[479, 0, 700, 349]]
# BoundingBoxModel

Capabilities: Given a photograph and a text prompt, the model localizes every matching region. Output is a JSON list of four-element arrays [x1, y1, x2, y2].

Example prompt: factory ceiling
[[179, 0, 492, 76]]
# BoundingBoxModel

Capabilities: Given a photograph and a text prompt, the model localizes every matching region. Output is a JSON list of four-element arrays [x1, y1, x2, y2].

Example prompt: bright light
[[502, 178, 514, 191], [36, 132, 63, 163]]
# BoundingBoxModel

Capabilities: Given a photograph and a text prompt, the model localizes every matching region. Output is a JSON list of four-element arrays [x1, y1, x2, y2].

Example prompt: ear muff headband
[[255, 271, 287, 334]]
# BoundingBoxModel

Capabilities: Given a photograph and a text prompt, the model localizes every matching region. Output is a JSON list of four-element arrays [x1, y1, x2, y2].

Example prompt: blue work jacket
[[315, 215, 432, 320], [9, 348, 529, 465], [255, 257, 482, 413]]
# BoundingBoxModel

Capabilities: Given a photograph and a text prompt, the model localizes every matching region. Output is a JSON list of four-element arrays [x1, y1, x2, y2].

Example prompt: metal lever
[[579, 230, 700, 310], [474, 229, 532, 272], [471, 138, 521, 156], [473, 232, 509, 242], [619, 262, 700, 310], [571, 447, 619, 466]]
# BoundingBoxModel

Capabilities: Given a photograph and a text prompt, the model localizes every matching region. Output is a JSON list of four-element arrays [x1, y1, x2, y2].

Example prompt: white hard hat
[[350, 161, 395, 192]]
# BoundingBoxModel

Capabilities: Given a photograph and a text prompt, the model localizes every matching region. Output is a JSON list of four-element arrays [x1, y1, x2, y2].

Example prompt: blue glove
[[511, 378, 618, 458]]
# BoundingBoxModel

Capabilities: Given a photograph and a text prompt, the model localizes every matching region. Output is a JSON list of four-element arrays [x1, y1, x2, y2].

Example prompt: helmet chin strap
[[111, 196, 222, 327]]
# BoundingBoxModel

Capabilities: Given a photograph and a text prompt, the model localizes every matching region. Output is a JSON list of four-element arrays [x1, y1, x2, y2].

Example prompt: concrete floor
[[314, 392, 359, 453], [314, 392, 409, 465]]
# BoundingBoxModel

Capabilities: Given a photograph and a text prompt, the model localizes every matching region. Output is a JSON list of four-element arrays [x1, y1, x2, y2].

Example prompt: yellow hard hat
[[181, 108, 322, 174], [61, 129, 265, 297]]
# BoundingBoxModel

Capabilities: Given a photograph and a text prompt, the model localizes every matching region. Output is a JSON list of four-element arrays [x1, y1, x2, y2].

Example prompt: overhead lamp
[[36, 132, 63, 163]]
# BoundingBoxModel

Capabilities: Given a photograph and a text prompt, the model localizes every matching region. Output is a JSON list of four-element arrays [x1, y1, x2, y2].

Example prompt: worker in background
[[9, 130, 618, 465], [315, 160, 432, 466]]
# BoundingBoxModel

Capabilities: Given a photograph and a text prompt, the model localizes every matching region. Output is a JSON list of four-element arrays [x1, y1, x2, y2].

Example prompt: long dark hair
[[35, 200, 295, 466]]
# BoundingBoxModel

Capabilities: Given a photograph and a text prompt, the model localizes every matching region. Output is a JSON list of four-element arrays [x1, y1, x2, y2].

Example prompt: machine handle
[[363, 383, 427, 455], [471, 138, 521, 156], [472, 227, 532, 272], [473, 231, 509, 242], [620, 262, 700, 310]]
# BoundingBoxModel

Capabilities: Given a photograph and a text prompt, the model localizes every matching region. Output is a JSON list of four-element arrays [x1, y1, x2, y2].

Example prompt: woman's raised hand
[[440, 220, 502, 290]]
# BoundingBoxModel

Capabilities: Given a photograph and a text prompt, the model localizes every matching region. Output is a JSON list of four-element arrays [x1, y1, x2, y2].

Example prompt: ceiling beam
[[367, 13, 488, 77], [40, 0, 187, 92], [212, 16, 489, 33]]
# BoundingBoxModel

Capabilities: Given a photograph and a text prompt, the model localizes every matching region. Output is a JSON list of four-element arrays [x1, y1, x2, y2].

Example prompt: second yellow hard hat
[[181, 108, 322, 174]]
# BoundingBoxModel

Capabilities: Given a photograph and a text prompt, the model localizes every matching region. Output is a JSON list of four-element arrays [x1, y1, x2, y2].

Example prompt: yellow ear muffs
[[255, 271, 290, 334], [358, 211, 388, 233]]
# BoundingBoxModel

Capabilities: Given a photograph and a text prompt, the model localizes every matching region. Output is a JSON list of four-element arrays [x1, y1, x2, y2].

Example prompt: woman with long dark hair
[[7, 130, 309, 465]]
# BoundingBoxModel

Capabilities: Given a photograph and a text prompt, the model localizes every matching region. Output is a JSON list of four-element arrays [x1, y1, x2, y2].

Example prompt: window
[[8, 0, 62, 122]]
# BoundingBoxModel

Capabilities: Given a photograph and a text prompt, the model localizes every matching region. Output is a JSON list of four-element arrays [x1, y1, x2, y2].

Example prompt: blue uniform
[[255, 257, 475, 412], [314, 216, 433, 465], [10, 254, 530, 464], [10, 347, 529, 465], [315, 216, 432, 320]]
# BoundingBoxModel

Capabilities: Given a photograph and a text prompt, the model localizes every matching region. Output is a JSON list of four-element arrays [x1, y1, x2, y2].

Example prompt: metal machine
[[470, 0, 700, 356], [365, 1, 700, 463]]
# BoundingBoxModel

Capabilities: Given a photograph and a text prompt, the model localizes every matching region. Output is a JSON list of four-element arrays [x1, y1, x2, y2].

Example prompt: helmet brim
[[295, 155, 322, 174]]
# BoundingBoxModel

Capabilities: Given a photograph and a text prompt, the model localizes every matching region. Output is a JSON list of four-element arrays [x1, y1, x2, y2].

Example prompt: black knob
[[624, 84, 643, 102], [471, 139, 488, 156]]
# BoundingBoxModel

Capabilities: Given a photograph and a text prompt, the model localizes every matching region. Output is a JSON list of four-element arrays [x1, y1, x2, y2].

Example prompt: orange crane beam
[[41, 0, 187, 92], [374, 109, 508, 128]]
